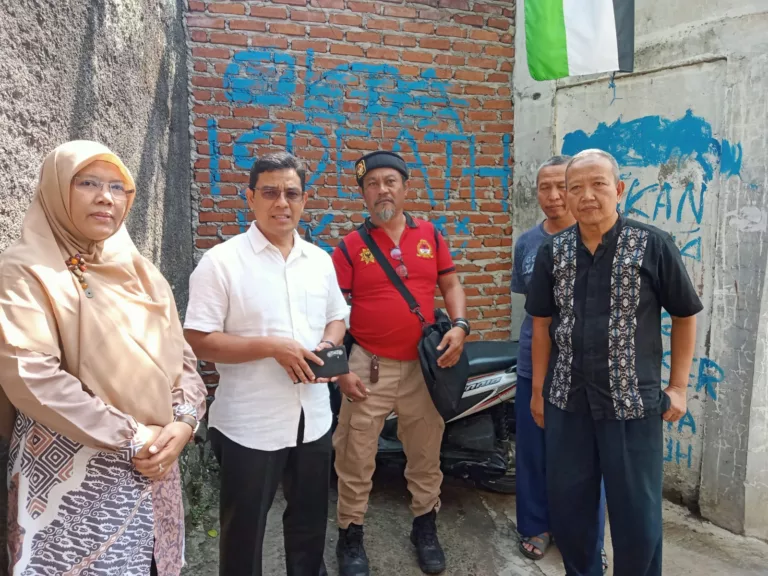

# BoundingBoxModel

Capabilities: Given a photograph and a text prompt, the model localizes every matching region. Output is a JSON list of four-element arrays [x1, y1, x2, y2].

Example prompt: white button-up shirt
[[184, 223, 349, 451]]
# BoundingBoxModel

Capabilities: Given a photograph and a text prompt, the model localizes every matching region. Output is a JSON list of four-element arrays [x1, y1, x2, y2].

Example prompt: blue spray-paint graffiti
[[561, 110, 742, 262], [206, 49, 513, 252]]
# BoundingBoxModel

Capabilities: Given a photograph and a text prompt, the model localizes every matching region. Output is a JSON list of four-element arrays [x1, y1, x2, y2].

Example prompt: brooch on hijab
[[66, 254, 94, 299]]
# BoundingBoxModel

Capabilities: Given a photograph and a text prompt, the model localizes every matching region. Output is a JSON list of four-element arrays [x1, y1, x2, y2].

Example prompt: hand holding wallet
[[306, 345, 350, 379]]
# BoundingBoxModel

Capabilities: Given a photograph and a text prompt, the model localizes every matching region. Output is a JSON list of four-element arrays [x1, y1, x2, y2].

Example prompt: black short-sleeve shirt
[[525, 215, 703, 420]]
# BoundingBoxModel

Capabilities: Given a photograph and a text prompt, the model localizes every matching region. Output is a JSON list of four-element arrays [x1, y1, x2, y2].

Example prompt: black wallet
[[307, 345, 350, 379]]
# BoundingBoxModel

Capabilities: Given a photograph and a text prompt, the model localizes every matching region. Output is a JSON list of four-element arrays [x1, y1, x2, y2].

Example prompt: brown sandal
[[518, 533, 551, 560]]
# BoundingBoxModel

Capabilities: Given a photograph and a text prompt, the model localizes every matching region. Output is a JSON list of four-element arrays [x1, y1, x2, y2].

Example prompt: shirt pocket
[[304, 284, 329, 330]]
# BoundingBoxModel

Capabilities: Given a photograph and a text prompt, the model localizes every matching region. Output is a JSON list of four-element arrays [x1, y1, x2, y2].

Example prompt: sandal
[[601, 548, 608, 574], [518, 533, 551, 561]]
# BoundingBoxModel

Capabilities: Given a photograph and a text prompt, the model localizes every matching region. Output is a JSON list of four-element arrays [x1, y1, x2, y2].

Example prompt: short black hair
[[248, 152, 307, 191]]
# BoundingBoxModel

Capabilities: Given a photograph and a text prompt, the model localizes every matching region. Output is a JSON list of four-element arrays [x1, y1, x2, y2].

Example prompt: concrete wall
[[513, 0, 768, 537], [0, 1, 194, 573]]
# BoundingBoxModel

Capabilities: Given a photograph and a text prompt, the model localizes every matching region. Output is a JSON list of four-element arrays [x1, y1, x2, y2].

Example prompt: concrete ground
[[183, 468, 768, 576]]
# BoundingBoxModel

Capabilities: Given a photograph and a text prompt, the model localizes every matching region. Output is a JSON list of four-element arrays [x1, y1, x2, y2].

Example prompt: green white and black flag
[[525, 0, 635, 81]]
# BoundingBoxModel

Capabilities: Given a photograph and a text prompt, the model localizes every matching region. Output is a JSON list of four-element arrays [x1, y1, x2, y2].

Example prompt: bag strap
[[358, 225, 426, 325]]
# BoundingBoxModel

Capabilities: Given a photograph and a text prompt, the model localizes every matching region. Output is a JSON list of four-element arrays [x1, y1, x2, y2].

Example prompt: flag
[[525, 0, 635, 81]]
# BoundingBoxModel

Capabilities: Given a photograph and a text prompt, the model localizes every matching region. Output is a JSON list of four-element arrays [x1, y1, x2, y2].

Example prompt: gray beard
[[375, 206, 396, 222]]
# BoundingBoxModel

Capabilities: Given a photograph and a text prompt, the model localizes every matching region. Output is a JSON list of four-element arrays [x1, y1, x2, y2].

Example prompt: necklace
[[66, 254, 94, 298]]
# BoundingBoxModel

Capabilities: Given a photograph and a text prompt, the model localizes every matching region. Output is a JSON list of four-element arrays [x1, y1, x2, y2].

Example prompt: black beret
[[354, 151, 409, 185]]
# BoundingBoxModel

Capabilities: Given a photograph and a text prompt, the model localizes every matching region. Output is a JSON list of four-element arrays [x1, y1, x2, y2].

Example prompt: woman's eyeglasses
[[390, 246, 408, 278], [73, 176, 134, 199]]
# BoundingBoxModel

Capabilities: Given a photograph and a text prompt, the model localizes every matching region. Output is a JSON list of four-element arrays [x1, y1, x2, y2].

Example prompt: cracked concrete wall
[[0, 1, 193, 573], [513, 0, 768, 537]]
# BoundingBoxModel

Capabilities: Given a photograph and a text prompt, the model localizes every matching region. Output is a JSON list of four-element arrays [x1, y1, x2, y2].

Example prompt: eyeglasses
[[256, 186, 304, 203], [73, 176, 133, 199], [391, 246, 408, 278]]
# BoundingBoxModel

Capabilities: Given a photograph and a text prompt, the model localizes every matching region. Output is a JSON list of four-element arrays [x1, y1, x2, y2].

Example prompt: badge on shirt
[[416, 239, 434, 259], [356, 160, 367, 180], [360, 247, 375, 264]]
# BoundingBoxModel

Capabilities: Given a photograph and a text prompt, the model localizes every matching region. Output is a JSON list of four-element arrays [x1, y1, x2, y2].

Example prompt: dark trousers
[[211, 413, 332, 576], [545, 402, 664, 576], [515, 377, 607, 545]]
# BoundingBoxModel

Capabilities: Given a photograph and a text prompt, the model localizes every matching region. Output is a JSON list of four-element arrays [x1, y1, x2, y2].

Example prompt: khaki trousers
[[333, 344, 445, 528]]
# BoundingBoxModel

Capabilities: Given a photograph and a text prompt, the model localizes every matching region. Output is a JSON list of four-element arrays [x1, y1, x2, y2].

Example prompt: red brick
[[500, 61, 513, 72], [190, 30, 208, 42], [200, 212, 237, 222], [484, 45, 515, 57], [418, 8, 442, 20], [347, 1, 377, 12], [192, 46, 230, 58], [309, 26, 344, 40], [193, 90, 213, 101], [197, 226, 219, 236], [439, 0, 469, 9], [290, 9, 326, 22], [235, 19, 269, 31], [292, 39, 329, 51], [272, 0, 307, 5], [397, 64, 420, 75], [384, 35, 417, 47], [487, 72, 509, 82], [403, 22, 434, 34], [402, 51, 433, 63], [470, 29, 500, 41], [330, 13, 363, 25], [367, 19, 400, 30], [188, 0, 206, 10], [468, 110, 498, 121], [208, 2, 246, 14], [314, 56, 350, 68], [251, 35, 289, 48], [453, 14, 484, 26], [411, 0, 440, 6], [331, 43, 365, 56], [473, 2, 503, 13], [218, 118, 253, 129], [193, 104, 231, 115], [187, 15, 225, 29], [367, 47, 399, 61], [435, 25, 466, 38], [347, 31, 381, 43], [210, 32, 248, 46], [500, 33, 513, 43], [310, 0, 343, 7], [234, 106, 269, 118], [454, 69, 484, 81], [488, 17, 511, 29], [249, 5, 288, 18], [465, 85, 495, 95], [421, 37, 451, 50], [192, 76, 225, 88], [453, 40, 483, 53], [383, 5, 417, 18], [194, 61, 207, 72], [271, 22, 306, 35], [435, 54, 465, 66]]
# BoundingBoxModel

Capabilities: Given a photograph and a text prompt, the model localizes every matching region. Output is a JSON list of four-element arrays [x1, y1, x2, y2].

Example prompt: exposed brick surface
[[185, 0, 516, 394]]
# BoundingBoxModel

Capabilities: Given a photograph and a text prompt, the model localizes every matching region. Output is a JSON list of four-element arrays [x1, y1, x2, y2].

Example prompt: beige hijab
[[0, 140, 184, 429]]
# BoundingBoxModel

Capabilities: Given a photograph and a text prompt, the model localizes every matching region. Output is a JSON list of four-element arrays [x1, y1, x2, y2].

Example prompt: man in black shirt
[[526, 149, 702, 576]]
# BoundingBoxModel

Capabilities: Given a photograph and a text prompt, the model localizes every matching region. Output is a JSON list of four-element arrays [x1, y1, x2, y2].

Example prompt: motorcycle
[[329, 338, 519, 494]]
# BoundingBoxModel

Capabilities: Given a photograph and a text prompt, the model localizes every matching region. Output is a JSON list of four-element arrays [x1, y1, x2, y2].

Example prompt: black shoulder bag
[[358, 226, 469, 421]]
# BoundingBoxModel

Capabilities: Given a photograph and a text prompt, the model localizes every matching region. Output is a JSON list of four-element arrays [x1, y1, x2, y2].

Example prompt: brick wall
[[185, 0, 515, 388]]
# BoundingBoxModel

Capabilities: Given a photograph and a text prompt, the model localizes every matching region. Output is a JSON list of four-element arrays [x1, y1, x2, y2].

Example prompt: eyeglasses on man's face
[[255, 186, 304, 203]]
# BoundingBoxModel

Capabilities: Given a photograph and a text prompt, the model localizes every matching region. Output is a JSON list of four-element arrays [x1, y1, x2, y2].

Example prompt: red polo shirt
[[332, 213, 456, 361]]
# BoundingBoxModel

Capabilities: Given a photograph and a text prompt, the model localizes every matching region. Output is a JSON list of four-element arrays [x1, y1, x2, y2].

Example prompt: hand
[[436, 327, 466, 368], [133, 425, 163, 459], [338, 372, 369, 403], [271, 338, 324, 383], [531, 394, 545, 429], [663, 386, 687, 422], [315, 340, 335, 352], [133, 422, 194, 480]]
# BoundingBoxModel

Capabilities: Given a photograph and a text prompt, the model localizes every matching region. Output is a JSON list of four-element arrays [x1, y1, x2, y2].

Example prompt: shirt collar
[[364, 212, 418, 230], [247, 222, 306, 257]]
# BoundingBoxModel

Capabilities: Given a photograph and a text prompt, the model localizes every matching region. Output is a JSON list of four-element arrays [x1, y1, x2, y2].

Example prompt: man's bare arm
[[438, 273, 467, 320], [530, 316, 552, 428]]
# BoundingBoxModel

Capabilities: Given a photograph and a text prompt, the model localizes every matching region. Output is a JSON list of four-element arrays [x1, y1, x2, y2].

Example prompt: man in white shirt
[[184, 152, 349, 576]]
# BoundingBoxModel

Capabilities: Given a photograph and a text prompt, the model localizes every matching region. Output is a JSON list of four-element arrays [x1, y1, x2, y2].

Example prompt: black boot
[[336, 524, 370, 576], [410, 510, 446, 574]]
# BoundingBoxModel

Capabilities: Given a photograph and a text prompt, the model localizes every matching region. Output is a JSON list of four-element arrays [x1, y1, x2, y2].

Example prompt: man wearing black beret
[[330, 151, 469, 575]]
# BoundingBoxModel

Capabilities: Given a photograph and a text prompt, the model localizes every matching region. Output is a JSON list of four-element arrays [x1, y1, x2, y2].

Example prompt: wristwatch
[[452, 317, 471, 336], [174, 414, 199, 435]]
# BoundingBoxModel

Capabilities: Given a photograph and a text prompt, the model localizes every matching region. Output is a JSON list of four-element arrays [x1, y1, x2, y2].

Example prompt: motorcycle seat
[[464, 340, 519, 377]]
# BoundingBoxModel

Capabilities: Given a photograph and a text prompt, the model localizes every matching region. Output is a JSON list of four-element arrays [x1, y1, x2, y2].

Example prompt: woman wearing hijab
[[0, 140, 207, 575]]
